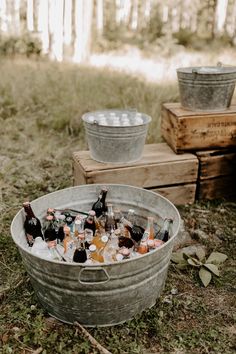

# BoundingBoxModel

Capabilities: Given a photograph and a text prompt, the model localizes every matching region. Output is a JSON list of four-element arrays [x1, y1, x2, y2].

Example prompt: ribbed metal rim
[[10, 184, 181, 267], [82, 109, 152, 127], [177, 66, 236, 75]]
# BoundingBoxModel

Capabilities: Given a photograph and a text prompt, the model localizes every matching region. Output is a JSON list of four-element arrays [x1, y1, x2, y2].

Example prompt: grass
[[0, 58, 235, 354]]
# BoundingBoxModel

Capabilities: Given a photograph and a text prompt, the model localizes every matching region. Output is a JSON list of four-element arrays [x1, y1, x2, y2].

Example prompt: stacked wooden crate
[[73, 143, 199, 205], [161, 103, 236, 200]]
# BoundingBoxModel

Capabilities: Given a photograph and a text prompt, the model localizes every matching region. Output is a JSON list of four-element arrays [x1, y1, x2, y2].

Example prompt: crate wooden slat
[[73, 143, 199, 205], [196, 148, 236, 200], [161, 102, 236, 153]]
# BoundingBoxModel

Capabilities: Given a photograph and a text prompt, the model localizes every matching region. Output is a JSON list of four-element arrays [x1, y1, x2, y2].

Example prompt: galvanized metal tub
[[11, 184, 181, 327], [82, 110, 151, 164], [177, 66, 236, 111]]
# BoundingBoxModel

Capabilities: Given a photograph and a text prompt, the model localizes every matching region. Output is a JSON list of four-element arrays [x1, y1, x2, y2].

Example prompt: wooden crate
[[161, 102, 236, 153], [73, 143, 199, 205], [196, 148, 236, 200]]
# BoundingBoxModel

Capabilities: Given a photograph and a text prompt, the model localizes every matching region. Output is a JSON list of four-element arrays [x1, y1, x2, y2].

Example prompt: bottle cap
[[101, 235, 108, 243], [88, 210, 96, 216], [154, 239, 164, 248], [89, 244, 97, 252], [116, 253, 124, 262], [47, 208, 55, 213], [120, 248, 130, 257], [75, 219, 82, 225], [58, 214, 66, 220], [147, 239, 155, 248]]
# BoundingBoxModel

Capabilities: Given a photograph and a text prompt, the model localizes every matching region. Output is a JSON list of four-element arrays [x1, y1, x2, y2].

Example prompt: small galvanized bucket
[[82, 109, 151, 164], [177, 65, 236, 111], [11, 184, 181, 327]]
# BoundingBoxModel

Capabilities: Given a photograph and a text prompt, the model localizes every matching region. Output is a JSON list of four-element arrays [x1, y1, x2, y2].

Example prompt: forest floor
[[0, 55, 235, 354]]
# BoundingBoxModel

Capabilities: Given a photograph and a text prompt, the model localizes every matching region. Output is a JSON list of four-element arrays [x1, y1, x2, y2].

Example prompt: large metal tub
[[11, 184, 181, 327], [177, 65, 236, 111], [82, 110, 151, 164]]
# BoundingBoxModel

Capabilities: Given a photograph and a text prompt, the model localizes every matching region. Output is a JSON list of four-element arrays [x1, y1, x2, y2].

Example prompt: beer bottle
[[63, 226, 75, 261], [120, 216, 144, 243], [84, 210, 96, 235], [23, 201, 43, 246], [92, 187, 108, 217], [142, 216, 155, 241], [44, 215, 57, 244], [105, 204, 116, 233], [73, 239, 87, 263], [157, 218, 173, 242]]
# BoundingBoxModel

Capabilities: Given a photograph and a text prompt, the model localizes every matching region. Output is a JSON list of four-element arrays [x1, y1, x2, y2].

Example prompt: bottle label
[[26, 233, 34, 246]]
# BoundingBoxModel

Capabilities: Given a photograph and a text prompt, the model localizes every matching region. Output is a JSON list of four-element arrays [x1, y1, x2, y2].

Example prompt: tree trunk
[[0, 0, 8, 32], [27, 0, 34, 31], [38, 0, 49, 54], [214, 0, 229, 35], [130, 0, 138, 30], [96, 0, 103, 34], [74, 0, 93, 63], [49, 0, 64, 61], [13, 0, 21, 35]]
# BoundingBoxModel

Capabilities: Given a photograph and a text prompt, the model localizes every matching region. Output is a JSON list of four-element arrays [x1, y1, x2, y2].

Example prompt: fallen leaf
[[199, 267, 212, 287]]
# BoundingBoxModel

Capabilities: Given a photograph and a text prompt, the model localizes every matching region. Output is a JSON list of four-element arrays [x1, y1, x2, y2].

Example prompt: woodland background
[[0, 0, 235, 63]]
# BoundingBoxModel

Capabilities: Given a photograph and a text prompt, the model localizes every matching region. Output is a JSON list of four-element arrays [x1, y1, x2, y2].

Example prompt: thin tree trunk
[[131, 0, 138, 30], [27, 0, 34, 31], [64, 0, 72, 45], [49, 0, 64, 61], [74, 0, 93, 63], [0, 0, 8, 32], [13, 0, 21, 35], [214, 0, 229, 35], [96, 0, 103, 34], [38, 0, 49, 54]]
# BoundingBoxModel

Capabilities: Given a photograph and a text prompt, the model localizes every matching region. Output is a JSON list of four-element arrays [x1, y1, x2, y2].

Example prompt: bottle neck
[[23, 203, 36, 219], [163, 218, 173, 232], [101, 190, 107, 204]]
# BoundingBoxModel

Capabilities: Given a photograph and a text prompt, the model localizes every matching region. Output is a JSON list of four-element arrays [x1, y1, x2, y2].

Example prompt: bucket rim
[[10, 184, 181, 267], [177, 66, 236, 75], [82, 109, 152, 127]]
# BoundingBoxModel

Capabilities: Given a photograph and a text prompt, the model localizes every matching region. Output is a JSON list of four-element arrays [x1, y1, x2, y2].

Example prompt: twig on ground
[[74, 321, 112, 354]]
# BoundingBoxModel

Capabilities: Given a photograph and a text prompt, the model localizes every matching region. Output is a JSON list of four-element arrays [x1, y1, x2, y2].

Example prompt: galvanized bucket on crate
[[11, 184, 181, 327], [82, 110, 151, 164], [177, 65, 236, 111]]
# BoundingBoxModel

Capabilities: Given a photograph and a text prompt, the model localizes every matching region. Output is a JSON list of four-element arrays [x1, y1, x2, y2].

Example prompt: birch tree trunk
[[74, 0, 93, 63], [63, 0, 72, 58], [130, 0, 138, 30], [96, 0, 103, 34], [27, 0, 34, 31], [0, 0, 8, 32], [214, 0, 229, 35], [49, 0, 64, 61], [38, 0, 49, 54], [13, 0, 21, 35]]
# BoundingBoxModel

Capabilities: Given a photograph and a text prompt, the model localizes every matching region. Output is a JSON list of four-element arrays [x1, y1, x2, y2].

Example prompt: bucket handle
[[78, 267, 110, 284]]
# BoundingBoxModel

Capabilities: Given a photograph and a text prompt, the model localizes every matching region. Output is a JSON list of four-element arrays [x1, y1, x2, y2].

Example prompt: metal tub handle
[[78, 267, 110, 284]]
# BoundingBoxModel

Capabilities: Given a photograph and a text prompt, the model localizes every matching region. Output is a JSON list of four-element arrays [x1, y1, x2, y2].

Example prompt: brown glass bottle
[[23, 202, 43, 246], [157, 218, 173, 242], [120, 216, 144, 243], [92, 187, 108, 217]]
